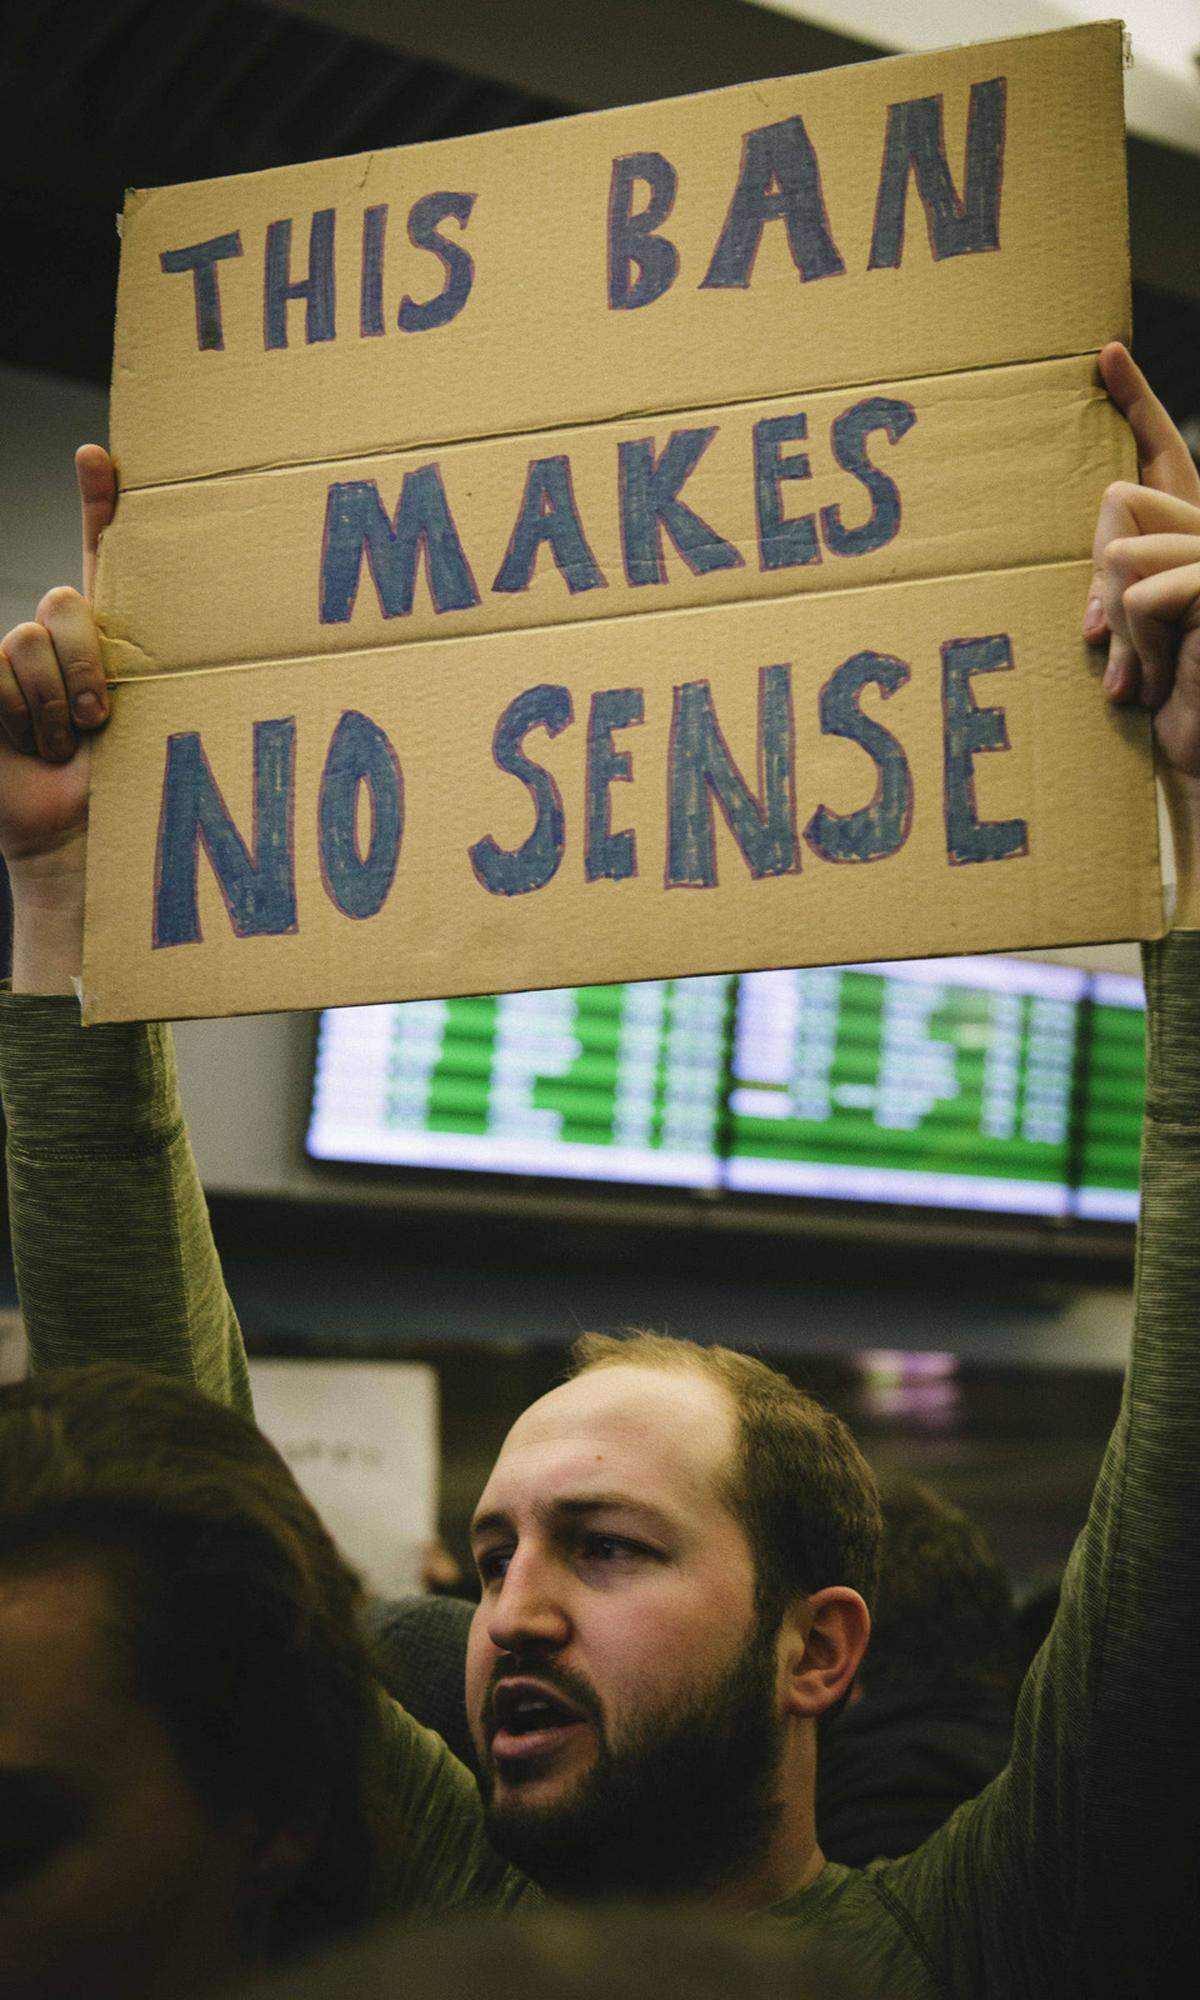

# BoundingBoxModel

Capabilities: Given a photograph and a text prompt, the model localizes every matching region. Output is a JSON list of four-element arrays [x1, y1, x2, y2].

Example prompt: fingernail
[[1102, 657, 1122, 695], [1083, 598, 1105, 637], [73, 692, 103, 724], [47, 729, 75, 761]]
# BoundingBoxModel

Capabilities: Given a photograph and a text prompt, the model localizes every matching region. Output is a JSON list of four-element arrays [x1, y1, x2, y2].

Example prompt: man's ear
[[780, 1587, 871, 1720]]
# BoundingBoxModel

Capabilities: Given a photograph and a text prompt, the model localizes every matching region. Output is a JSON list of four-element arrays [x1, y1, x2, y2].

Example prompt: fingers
[[1098, 633, 1142, 706], [1099, 533, 1200, 703], [76, 444, 117, 602], [0, 588, 108, 761], [35, 586, 110, 731], [0, 643, 37, 754], [1087, 353, 1200, 782], [1124, 561, 1200, 714], [1089, 483, 1200, 582], [1083, 479, 1200, 705], [0, 624, 77, 762], [1098, 344, 1200, 508]]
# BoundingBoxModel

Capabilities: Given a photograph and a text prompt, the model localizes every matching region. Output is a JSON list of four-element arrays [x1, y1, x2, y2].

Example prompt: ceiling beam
[[258, 0, 879, 109]]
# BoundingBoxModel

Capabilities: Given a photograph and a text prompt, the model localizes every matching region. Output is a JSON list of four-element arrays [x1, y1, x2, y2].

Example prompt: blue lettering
[[586, 688, 644, 882], [754, 414, 819, 571], [318, 710, 404, 919], [361, 204, 387, 337], [264, 209, 336, 349], [869, 78, 1006, 268], [399, 192, 476, 333], [820, 397, 916, 558], [942, 633, 1028, 864], [160, 233, 243, 352], [153, 719, 297, 947], [666, 666, 796, 887], [619, 429, 742, 586], [470, 685, 574, 896], [320, 468, 479, 623], [608, 152, 679, 310], [701, 118, 844, 289], [804, 652, 912, 863], [493, 457, 607, 596]]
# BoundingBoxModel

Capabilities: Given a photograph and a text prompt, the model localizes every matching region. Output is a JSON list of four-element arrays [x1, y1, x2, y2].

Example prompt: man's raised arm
[[0, 448, 252, 1417], [880, 346, 1200, 1997]]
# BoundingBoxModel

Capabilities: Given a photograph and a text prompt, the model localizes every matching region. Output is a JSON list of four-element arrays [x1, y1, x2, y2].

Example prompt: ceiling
[[758, 1, 1200, 158], [2, 0, 1197, 434]]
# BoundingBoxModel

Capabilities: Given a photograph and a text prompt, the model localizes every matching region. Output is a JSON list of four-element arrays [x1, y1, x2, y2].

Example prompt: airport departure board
[[308, 958, 1146, 1223], [1073, 971, 1145, 1221], [309, 978, 734, 1188]]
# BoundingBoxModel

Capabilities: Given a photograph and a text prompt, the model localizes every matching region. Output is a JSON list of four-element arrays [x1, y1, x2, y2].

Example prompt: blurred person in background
[[364, 1593, 477, 1774], [816, 1480, 1016, 1866], [225, 1900, 882, 2000], [0, 1362, 411, 2000]]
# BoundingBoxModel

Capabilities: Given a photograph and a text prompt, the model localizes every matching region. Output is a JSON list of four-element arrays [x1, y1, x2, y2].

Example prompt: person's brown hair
[[569, 1332, 881, 1620], [0, 1362, 389, 1959], [237, 1901, 879, 2000]]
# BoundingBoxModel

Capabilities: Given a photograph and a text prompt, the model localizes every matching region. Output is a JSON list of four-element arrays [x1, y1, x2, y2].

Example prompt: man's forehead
[[483, 1363, 738, 1510]]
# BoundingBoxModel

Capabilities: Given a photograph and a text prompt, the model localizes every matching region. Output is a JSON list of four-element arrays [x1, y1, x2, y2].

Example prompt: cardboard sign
[[84, 21, 1163, 1023]]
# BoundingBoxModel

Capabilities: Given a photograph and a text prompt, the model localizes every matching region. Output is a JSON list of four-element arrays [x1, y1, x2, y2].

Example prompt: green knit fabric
[[4, 936, 1198, 1995]]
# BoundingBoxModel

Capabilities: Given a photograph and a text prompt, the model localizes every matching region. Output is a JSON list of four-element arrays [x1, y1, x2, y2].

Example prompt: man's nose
[[485, 1547, 572, 1653]]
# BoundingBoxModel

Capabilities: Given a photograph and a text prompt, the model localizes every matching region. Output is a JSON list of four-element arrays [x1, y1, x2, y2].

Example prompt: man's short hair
[[0, 1361, 388, 1958], [569, 1332, 882, 1621]]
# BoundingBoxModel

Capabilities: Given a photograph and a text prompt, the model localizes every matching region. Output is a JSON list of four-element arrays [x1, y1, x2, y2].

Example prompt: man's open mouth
[[489, 1679, 590, 1764]]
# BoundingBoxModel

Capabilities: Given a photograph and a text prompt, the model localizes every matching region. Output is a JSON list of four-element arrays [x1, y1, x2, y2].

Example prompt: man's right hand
[[1086, 346, 1200, 927], [0, 446, 116, 990]]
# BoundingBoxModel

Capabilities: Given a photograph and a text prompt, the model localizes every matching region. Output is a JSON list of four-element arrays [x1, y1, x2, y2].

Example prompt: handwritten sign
[[84, 21, 1162, 1023]]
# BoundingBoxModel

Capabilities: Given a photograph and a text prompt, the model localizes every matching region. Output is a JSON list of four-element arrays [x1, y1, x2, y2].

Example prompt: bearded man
[[2, 344, 1199, 1994]]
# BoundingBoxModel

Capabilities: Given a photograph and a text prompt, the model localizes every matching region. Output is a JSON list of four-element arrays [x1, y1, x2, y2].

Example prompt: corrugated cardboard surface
[[111, 25, 1127, 487], [85, 22, 1162, 1024], [97, 356, 1127, 675], [86, 562, 1160, 1021]]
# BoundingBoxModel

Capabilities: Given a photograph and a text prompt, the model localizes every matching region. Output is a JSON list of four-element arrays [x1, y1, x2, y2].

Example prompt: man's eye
[[476, 1548, 512, 1585], [582, 1533, 649, 1563]]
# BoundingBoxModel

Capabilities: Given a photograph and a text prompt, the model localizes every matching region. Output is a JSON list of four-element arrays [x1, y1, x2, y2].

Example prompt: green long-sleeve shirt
[[3, 935, 1198, 1996]]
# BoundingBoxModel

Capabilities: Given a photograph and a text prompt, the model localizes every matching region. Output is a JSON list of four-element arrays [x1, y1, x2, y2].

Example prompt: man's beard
[[477, 1617, 784, 1900]]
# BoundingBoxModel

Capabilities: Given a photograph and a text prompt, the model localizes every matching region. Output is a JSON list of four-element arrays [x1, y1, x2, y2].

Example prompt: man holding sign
[[2, 339, 1200, 1993], [3, 17, 1200, 1990]]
